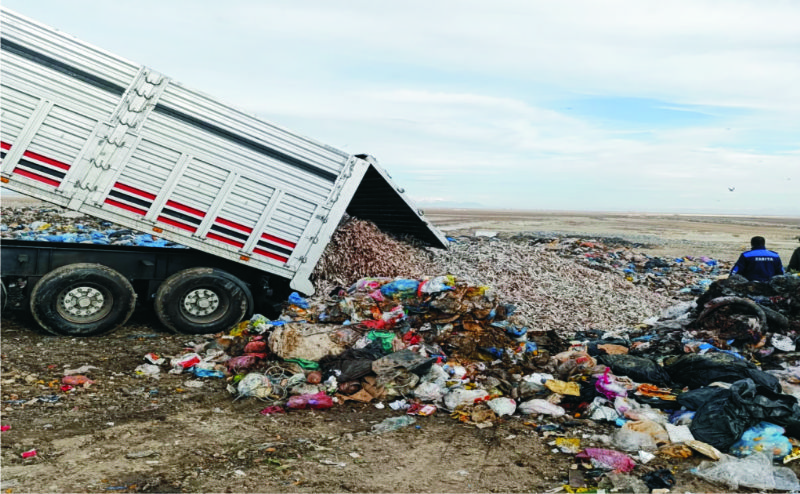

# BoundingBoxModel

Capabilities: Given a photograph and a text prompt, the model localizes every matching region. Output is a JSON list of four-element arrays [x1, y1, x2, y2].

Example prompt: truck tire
[[30, 264, 137, 336], [154, 268, 253, 334]]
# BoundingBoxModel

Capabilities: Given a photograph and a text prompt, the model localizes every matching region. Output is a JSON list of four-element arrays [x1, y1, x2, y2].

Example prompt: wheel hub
[[61, 286, 105, 318], [183, 289, 220, 316]]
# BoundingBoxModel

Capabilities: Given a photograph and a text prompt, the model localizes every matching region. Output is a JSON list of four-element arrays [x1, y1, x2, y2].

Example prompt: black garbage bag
[[319, 340, 384, 382], [586, 338, 630, 357], [689, 378, 800, 450], [596, 354, 672, 386], [641, 469, 676, 490], [677, 386, 728, 410], [664, 353, 781, 393]]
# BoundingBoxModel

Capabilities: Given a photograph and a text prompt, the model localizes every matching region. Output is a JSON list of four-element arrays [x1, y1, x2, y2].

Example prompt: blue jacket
[[731, 248, 784, 282]]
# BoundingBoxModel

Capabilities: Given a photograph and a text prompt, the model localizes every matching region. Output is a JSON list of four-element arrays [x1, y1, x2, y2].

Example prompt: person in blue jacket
[[730, 236, 784, 282]]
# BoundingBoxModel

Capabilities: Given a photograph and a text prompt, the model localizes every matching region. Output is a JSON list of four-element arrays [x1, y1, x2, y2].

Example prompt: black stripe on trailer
[[210, 224, 249, 242], [153, 104, 339, 183], [0, 38, 126, 96], [256, 240, 293, 256], [108, 189, 151, 208], [160, 207, 202, 225], [17, 158, 66, 179]]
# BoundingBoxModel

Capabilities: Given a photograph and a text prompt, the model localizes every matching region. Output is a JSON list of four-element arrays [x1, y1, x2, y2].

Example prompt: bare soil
[[2, 204, 800, 493]]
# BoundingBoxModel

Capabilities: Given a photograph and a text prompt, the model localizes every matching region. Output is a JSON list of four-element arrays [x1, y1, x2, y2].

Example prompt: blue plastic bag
[[730, 422, 792, 459], [380, 279, 420, 299], [288, 292, 309, 309]]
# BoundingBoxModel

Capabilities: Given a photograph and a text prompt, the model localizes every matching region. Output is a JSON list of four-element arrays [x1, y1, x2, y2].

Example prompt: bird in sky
[[728, 186, 735, 192]]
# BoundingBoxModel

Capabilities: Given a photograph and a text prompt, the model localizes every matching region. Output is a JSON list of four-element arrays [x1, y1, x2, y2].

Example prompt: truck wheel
[[30, 264, 137, 336], [154, 268, 253, 334]]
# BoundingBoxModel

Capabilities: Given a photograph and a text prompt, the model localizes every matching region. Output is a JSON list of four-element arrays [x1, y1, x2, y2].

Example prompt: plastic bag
[[597, 354, 672, 387], [692, 451, 800, 491], [419, 275, 455, 294], [731, 422, 792, 460], [576, 448, 636, 473], [641, 469, 675, 490], [288, 292, 309, 309], [237, 373, 272, 398], [665, 353, 781, 392], [586, 397, 620, 422], [443, 388, 489, 410], [518, 399, 565, 417], [613, 420, 668, 452], [380, 279, 420, 299], [595, 368, 628, 400], [690, 378, 800, 450], [286, 391, 333, 410], [487, 397, 516, 417]]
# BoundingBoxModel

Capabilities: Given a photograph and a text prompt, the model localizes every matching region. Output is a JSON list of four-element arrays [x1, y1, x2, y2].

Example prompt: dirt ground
[[2, 204, 800, 493], [425, 208, 800, 262]]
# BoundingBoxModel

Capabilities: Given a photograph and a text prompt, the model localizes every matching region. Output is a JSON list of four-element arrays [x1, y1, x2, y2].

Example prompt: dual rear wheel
[[29, 264, 252, 336]]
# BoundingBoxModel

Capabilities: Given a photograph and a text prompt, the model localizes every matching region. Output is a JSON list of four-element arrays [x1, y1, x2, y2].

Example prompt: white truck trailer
[[0, 8, 447, 336]]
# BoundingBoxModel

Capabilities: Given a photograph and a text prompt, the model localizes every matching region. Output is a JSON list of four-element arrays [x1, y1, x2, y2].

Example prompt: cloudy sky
[[3, 1, 799, 214]]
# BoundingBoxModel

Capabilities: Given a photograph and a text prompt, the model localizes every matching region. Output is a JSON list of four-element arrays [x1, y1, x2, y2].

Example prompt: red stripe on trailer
[[22, 149, 70, 171], [261, 233, 296, 249], [1, 141, 11, 150], [104, 198, 147, 216], [253, 247, 288, 263], [157, 216, 197, 232], [157, 215, 197, 232], [165, 200, 206, 217], [12, 168, 60, 187], [215, 217, 252, 233], [207, 232, 244, 248], [114, 182, 156, 200]]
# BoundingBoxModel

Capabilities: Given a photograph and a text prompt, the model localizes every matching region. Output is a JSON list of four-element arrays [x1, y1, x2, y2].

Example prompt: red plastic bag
[[62, 375, 94, 386], [286, 391, 334, 410]]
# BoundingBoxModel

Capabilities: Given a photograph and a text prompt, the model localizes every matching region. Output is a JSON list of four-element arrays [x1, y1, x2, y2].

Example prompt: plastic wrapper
[[371, 415, 416, 433], [544, 379, 580, 396]]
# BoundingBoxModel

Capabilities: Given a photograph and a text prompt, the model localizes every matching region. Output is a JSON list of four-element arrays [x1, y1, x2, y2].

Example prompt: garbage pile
[[511, 235, 732, 299], [0, 205, 184, 247], [142, 270, 800, 492]]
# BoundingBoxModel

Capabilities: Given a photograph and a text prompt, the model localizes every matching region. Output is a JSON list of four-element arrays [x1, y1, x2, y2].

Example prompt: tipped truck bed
[[0, 8, 447, 295]]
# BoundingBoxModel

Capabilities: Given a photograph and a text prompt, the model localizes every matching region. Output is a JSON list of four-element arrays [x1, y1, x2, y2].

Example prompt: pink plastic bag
[[595, 368, 628, 400], [226, 354, 259, 373], [576, 448, 636, 473]]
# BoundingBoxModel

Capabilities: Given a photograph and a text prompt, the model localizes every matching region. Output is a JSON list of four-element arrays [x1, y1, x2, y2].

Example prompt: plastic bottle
[[371, 415, 416, 433], [286, 391, 333, 410]]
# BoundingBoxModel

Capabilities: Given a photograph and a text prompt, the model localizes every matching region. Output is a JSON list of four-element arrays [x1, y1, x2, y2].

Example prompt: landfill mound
[[314, 218, 673, 336]]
